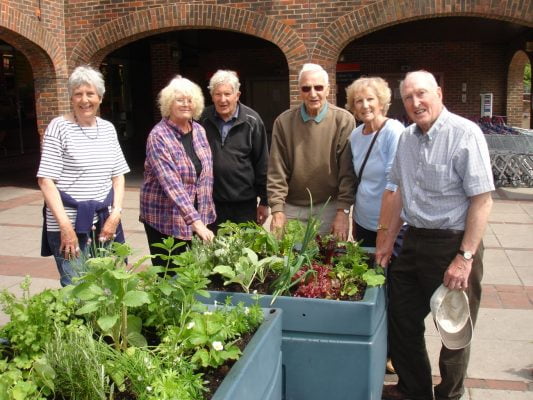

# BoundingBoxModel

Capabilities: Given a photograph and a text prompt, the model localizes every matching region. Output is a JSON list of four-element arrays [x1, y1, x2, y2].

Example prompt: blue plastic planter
[[212, 307, 283, 400], [205, 286, 387, 400]]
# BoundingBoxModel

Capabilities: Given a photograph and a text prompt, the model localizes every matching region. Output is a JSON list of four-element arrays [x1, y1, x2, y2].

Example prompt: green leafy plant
[[213, 248, 283, 293], [156, 302, 264, 371], [40, 325, 114, 400], [67, 243, 151, 350], [0, 277, 80, 366]]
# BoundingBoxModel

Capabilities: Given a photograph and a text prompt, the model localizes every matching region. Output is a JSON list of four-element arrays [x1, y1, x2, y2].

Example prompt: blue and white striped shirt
[[390, 108, 494, 230], [37, 116, 130, 231]]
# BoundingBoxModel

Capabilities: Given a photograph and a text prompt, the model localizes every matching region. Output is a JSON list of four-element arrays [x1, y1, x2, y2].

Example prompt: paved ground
[[0, 176, 532, 399]]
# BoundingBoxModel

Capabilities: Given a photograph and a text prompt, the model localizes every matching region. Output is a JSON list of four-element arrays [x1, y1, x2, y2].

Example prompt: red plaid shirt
[[140, 118, 216, 239]]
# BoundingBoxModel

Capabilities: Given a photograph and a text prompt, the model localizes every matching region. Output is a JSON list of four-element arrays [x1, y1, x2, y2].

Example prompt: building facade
[[0, 0, 532, 163]]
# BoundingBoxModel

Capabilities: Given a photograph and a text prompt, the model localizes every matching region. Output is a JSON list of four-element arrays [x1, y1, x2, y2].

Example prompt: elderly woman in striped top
[[37, 65, 130, 286], [140, 75, 215, 268]]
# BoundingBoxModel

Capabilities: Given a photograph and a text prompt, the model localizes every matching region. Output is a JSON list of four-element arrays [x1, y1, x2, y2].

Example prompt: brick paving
[[1, 183, 532, 399]]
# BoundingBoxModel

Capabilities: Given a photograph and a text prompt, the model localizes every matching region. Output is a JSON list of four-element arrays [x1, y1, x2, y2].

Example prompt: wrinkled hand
[[443, 255, 472, 290], [192, 220, 215, 242], [100, 213, 120, 242], [270, 212, 286, 238], [59, 224, 80, 259], [375, 230, 394, 267], [331, 211, 349, 241], [256, 205, 269, 226]]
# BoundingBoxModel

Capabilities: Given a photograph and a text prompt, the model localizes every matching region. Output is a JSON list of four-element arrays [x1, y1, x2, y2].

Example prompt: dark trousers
[[389, 227, 483, 400], [353, 221, 377, 247], [209, 198, 257, 234], [143, 222, 190, 268]]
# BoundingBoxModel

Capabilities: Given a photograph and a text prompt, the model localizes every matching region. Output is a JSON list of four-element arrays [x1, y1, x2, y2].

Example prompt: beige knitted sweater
[[267, 104, 356, 213]]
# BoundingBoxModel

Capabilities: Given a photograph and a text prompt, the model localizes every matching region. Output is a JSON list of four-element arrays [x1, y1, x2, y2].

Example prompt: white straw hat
[[430, 284, 473, 350]]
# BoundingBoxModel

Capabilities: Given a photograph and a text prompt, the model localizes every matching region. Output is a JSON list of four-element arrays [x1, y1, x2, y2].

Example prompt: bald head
[[400, 70, 443, 133]]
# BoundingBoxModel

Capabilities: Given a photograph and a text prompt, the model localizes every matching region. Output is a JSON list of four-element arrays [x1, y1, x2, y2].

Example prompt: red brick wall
[[341, 41, 509, 118], [2, 0, 533, 136]]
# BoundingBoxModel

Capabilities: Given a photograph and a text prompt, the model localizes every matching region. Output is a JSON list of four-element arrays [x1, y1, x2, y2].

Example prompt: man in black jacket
[[200, 70, 269, 233]]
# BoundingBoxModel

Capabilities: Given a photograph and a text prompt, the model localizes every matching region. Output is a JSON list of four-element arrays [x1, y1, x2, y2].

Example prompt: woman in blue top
[[346, 77, 404, 248]]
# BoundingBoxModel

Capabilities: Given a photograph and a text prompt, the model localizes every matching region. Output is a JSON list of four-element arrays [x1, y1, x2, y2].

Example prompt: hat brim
[[431, 285, 473, 350], [436, 315, 473, 350]]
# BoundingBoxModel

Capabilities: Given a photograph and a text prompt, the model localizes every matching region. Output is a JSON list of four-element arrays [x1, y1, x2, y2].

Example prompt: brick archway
[[312, 0, 533, 96], [0, 5, 66, 134], [314, 0, 533, 66], [507, 51, 531, 127], [70, 3, 307, 105]]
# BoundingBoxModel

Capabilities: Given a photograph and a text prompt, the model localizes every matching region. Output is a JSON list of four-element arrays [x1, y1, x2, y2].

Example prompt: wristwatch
[[458, 249, 474, 260], [342, 209, 350, 215], [377, 224, 388, 231]]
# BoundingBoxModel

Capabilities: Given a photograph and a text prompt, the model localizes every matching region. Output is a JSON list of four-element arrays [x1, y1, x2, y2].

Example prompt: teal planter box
[[212, 308, 283, 400], [205, 287, 387, 400]]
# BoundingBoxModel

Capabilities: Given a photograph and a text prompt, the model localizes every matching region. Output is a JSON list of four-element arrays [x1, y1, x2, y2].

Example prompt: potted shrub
[[167, 219, 387, 400], [0, 242, 282, 400]]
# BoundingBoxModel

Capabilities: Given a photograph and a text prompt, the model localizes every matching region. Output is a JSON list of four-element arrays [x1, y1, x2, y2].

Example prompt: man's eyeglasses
[[301, 85, 325, 93], [175, 98, 193, 105]]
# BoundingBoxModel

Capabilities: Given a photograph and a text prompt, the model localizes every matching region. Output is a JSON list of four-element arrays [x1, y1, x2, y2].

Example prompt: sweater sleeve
[[267, 115, 290, 213], [336, 113, 357, 209]]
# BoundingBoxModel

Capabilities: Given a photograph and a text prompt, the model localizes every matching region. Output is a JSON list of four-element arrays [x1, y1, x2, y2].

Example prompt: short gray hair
[[298, 63, 329, 85], [158, 75, 205, 120], [399, 70, 439, 97], [208, 70, 240, 95], [68, 65, 105, 99]]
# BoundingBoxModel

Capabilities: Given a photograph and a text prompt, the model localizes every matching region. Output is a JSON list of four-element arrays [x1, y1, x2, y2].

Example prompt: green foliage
[[0, 277, 80, 364], [0, 359, 45, 400], [332, 241, 385, 297], [0, 235, 278, 400], [270, 212, 321, 301], [213, 248, 283, 293], [67, 243, 151, 350], [41, 325, 114, 400], [156, 302, 264, 370]]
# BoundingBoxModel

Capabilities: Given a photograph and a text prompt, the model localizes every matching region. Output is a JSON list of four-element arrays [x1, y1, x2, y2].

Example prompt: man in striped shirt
[[378, 71, 494, 400]]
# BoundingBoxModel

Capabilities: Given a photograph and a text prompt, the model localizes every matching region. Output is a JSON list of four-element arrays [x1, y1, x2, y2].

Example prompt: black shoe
[[382, 384, 410, 400]]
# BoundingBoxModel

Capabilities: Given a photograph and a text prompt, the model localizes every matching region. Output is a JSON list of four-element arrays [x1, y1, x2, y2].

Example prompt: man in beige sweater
[[267, 63, 356, 240]]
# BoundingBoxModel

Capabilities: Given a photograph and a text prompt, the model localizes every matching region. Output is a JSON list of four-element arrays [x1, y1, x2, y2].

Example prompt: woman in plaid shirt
[[140, 75, 216, 266]]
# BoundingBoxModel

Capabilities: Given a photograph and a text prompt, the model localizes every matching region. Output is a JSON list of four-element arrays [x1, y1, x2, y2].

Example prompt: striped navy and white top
[[37, 116, 130, 231]]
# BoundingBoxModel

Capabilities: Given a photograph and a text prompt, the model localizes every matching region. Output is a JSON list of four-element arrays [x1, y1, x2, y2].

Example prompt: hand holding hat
[[430, 284, 473, 350]]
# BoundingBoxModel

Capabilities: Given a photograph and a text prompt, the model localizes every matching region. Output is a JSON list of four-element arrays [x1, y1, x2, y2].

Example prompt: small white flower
[[253, 290, 258, 295], [137, 376, 143, 381], [204, 311, 212, 315], [212, 341, 224, 351], [186, 321, 195, 329], [244, 307, 250, 315], [146, 386, 153, 392]]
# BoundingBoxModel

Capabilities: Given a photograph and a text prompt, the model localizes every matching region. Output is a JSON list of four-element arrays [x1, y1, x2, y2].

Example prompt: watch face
[[343, 209, 350, 215], [463, 251, 473, 260]]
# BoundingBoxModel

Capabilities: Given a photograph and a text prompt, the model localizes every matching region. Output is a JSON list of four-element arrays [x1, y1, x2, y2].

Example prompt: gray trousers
[[388, 227, 483, 400]]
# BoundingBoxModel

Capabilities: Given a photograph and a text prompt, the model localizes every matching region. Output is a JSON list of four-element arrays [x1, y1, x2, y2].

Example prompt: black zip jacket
[[200, 103, 268, 205]]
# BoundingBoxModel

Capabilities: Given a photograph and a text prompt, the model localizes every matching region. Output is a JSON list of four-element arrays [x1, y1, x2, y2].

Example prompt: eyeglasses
[[301, 85, 325, 93], [175, 98, 193, 105]]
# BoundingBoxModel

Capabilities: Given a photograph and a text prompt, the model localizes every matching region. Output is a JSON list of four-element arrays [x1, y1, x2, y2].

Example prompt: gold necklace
[[74, 114, 99, 140]]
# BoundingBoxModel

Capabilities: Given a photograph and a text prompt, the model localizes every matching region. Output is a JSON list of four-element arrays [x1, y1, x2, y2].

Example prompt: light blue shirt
[[390, 108, 494, 230], [350, 118, 404, 231], [300, 103, 329, 123]]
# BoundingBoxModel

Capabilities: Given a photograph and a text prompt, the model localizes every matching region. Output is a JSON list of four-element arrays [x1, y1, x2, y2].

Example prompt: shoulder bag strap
[[356, 118, 389, 182]]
